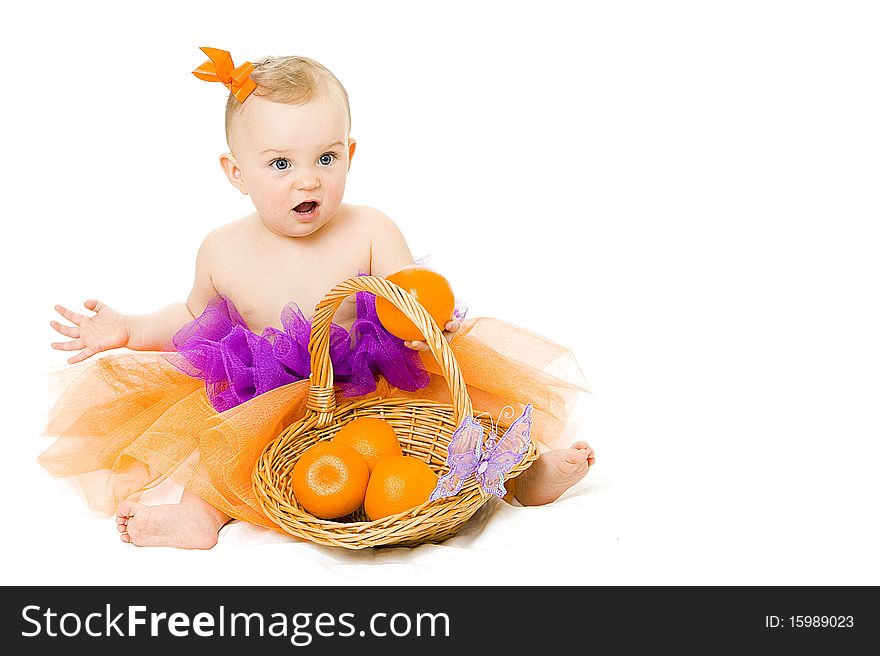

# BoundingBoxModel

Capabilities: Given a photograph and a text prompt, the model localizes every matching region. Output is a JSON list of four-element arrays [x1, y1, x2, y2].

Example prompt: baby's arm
[[367, 210, 416, 278], [367, 210, 460, 350], [52, 234, 219, 362], [123, 304, 194, 351], [126, 233, 220, 350]]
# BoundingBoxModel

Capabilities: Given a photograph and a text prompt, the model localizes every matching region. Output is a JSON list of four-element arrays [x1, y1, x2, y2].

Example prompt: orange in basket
[[364, 456, 439, 521], [333, 417, 402, 472], [290, 441, 370, 520]]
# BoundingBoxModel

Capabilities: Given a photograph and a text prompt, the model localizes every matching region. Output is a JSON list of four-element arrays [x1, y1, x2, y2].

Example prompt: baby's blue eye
[[271, 158, 290, 171], [318, 153, 336, 166]]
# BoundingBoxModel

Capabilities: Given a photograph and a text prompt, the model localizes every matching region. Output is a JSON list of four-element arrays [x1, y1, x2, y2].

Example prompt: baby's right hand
[[50, 300, 130, 364]]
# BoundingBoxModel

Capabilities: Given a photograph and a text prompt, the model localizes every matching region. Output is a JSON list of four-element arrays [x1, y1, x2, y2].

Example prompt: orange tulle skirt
[[40, 317, 589, 530]]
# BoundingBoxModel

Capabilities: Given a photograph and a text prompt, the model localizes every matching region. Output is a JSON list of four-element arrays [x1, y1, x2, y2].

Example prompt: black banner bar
[[2, 586, 875, 653]]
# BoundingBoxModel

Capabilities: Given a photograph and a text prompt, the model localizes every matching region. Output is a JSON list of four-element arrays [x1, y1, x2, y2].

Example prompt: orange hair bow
[[192, 47, 257, 102]]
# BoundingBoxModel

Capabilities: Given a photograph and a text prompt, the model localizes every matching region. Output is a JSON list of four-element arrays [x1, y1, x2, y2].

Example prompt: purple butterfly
[[429, 404, 533, 501]]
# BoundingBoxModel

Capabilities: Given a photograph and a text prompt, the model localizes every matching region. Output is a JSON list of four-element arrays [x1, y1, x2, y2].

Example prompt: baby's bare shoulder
[[197, 215, 253, 254], [337, 204, 402, 241], [208, 214, 252, 239], [341, 205, 413, 277]]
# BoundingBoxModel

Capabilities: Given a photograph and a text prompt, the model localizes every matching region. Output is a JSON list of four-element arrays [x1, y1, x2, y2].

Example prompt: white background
[[2, 0, 878, 585]]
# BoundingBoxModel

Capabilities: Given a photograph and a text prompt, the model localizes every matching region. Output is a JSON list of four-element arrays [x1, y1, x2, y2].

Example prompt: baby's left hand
[[405, 319, 460, 352]]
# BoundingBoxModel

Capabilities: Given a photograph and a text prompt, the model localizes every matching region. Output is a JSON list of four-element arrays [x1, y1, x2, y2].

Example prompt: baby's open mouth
[[293, 201, 319, 214]]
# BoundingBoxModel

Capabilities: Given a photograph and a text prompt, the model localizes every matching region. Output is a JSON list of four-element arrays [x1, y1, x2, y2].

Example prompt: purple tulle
[[169, 291, 430, 413]]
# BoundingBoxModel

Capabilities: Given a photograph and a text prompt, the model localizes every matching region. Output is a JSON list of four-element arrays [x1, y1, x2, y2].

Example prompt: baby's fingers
[[50, 339, 93, 364], [407, 324, 461, 351], [51, 338, 83, 352], [50, 320, 80, 339], [68, 347, 95, 365], [54, 304, 85, 326], [444, 319, 461, 334], [51, 338, 94, 363]]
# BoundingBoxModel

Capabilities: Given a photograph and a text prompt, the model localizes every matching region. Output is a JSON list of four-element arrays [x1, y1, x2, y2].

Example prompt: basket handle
[[306, 275, 473, 427]]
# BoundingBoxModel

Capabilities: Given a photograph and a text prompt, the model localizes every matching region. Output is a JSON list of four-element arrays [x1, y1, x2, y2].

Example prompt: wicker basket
[[252, 275, 539, 549]]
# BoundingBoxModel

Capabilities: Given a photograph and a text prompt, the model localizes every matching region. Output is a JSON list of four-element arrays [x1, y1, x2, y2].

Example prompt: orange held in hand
[[364, 456, 439, 521], [376, 266, 455, 342], [333, 417, 402, 472], [290, 441, 370, 520]]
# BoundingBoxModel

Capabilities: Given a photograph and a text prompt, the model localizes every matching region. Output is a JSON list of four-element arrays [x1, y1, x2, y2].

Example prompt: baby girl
[[47, 49, 594, 549]]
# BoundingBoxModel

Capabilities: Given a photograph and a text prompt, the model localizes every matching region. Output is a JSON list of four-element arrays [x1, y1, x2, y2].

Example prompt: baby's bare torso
[[207, 204, 373, 333]]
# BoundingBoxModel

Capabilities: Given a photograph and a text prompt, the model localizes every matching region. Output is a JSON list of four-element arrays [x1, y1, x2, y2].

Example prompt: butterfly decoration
[[429, 404, 533, 501]]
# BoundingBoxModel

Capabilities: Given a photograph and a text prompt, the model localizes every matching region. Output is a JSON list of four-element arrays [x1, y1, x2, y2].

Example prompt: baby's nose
[[293, 169, 320, 190]]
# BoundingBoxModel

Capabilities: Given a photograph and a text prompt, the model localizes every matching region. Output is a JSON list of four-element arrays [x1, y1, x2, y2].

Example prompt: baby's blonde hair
[[225, 55, 351, 148]]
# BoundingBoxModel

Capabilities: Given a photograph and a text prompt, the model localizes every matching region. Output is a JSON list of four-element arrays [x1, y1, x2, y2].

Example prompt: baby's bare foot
[[116, 497, 228, 550], [513, 441, 595, 506]]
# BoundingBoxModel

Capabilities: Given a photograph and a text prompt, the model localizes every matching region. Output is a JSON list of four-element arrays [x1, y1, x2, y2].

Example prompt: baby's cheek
[[275, 196, 295, 214], [255, 198, 285, 222], [325, 173, 347, 203], [265, 193, 295, 217]]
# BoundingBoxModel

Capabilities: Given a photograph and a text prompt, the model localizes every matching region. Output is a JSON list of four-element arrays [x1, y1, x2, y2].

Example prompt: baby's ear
[[347, 139, 357, 169], [219, 152, 249, 195]]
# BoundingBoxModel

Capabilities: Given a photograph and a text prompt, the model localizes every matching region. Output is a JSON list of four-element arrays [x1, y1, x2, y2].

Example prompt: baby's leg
[[116, 489, 231, 549], [508, 442, 595, 506]]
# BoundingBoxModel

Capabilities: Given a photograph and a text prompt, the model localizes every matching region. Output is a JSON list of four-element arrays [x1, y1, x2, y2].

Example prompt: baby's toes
[[115, 500, 142, 545], [570, 441, 596, 467], [582, 445, 595, 467], [552, 448, 589, 477], [565, 448, 591, 466], [118, 519, 131, 542], [116, 500, 134, 519]]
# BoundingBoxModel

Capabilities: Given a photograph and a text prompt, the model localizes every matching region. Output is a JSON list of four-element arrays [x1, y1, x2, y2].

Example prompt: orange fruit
[[376, 266, 455, 342], [290, 441, 370, 519], [333, 417, 402, 472], [364, 456, 439, 521]]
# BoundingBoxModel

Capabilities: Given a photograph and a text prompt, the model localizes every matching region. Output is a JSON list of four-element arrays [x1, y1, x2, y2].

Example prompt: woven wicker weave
[[252, 275, 538, 549]]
